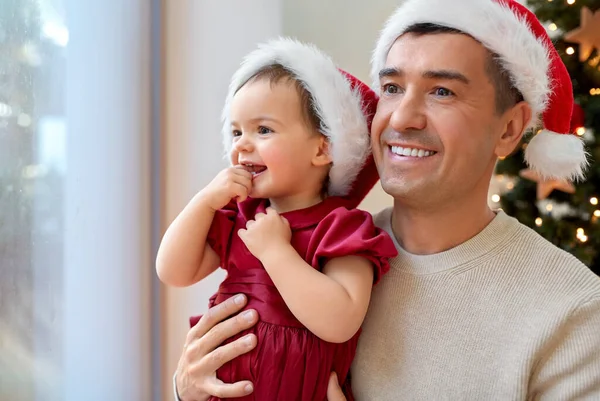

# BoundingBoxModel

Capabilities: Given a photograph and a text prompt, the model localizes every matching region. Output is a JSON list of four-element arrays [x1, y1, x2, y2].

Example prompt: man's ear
[[312, 136, 333, 167], [495, 101, 533, 158]]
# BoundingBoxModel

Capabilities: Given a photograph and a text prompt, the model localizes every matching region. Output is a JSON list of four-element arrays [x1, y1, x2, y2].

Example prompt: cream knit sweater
[[351, 208, 600, 400]]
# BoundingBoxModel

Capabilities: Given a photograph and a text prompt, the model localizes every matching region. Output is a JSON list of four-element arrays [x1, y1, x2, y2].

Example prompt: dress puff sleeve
[[206, 200, 238, 263], [307, 207, 398, 284]]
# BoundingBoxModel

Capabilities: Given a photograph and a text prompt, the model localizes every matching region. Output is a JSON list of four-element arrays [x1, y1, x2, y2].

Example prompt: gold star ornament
[[564, 7, 600, 62], [519, 169, 576, 201]]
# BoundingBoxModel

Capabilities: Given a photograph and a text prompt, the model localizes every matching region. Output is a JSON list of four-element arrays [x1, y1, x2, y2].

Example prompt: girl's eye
[[232, 130, 242, 137], [258, 126, 273, 135]]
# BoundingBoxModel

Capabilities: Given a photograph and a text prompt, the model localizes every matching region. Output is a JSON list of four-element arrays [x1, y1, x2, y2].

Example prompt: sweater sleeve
[[530, 297, 600, 399]]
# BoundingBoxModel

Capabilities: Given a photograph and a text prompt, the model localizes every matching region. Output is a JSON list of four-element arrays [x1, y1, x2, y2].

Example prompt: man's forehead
[[383, 32, 488, 77]]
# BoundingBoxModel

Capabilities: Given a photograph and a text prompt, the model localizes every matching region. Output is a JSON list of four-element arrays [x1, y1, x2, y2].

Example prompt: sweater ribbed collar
[[374, 208, 519, 275]]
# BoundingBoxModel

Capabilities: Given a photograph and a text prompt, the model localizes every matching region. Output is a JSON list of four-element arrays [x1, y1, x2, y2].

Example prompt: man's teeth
[[390, 146, 434, 158]]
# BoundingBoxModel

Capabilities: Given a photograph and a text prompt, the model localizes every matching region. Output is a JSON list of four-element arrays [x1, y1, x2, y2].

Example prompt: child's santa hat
[[371, 0, 588, 182], [222, 37, 377, 196]]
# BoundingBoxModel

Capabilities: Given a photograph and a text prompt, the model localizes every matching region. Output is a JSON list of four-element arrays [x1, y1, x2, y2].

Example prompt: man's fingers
[[205, 378, 254, 399], [186, 294, 247, 344], [195, 309, 259, 357], [199, 333, 258, 373], [326, 372, 346, 401]]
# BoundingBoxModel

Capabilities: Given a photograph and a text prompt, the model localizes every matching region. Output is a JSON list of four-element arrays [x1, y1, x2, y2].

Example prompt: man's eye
[[382, 84, 401, 95], [434, 87, 454, 97]]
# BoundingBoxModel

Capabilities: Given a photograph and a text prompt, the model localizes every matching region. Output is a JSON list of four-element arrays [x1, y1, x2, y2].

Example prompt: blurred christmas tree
[[495, 0, 600, 274]]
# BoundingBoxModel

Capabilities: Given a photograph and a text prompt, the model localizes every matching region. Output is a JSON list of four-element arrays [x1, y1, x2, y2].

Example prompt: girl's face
[[228, 78, 330, 211]]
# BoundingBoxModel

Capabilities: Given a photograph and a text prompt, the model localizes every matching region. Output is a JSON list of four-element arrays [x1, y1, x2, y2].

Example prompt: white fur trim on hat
[[525, 130, 588, 182], [370, 0, 551, 131], [222, 37, 370, 196]]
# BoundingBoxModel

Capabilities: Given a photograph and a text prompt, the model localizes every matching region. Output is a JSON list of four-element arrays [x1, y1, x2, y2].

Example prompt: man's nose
[[389, 91, 427, 133]]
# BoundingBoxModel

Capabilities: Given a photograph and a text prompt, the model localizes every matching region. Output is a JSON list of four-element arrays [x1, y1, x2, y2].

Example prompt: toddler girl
[[157, 38, 397, 401]]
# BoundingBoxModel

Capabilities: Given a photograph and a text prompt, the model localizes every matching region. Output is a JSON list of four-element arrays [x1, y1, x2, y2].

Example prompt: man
[[174, 0, 600, 399]]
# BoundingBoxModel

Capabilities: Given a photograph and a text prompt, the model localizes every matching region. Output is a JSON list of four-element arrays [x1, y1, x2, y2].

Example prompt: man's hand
[[327, 372, 347, 401], [238, 207, 292, 260], [175, 294, 259, 401]]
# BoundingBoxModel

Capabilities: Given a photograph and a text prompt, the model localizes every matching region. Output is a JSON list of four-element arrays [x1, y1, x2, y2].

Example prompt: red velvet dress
[[189, 196, 397, 401]]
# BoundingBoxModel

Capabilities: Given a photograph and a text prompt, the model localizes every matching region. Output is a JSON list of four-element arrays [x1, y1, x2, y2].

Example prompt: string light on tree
[[535, 217, 543, 227], [566, 46, 575, 55], [591, 197, 599, 206], [589, 55, 600, 67]]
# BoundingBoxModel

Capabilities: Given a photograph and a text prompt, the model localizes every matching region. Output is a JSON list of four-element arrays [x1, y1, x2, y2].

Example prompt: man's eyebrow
[[422, 70, 470, 84], [379, 67, 403, 80], [379, 68, 470, 85]]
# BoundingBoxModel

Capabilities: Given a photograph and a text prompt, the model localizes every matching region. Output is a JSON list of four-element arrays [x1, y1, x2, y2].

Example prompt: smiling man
[[174, 0, 600, 400]]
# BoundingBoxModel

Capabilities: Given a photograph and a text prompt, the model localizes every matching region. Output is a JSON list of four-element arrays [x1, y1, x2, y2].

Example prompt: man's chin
[[380, 179, 431, 202]]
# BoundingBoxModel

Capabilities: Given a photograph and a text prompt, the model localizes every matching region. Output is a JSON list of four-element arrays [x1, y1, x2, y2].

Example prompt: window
[[0, 0, 154, 399]]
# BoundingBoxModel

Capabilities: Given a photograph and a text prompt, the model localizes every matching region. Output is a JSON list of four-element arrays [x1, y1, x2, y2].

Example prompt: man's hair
[[244, 64, 323, 133], [404, 23, 524, 114]]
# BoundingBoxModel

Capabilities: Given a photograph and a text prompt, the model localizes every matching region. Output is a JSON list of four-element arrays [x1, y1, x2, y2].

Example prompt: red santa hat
[[371, 0, 588, 182], [222, 37, 377, 196]]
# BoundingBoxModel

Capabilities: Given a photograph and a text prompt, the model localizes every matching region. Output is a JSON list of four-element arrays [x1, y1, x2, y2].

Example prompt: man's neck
[[391, 197, 496, 255]]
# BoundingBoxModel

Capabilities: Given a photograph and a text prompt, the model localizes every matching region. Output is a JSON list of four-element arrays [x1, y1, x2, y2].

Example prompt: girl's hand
[[238, 207, 291, 260], [201, 166, 253, 212]]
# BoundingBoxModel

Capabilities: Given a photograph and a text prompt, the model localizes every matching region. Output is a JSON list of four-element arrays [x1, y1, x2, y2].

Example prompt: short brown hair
[[242, 64, 323, 132], [404, 23, 524, 114]]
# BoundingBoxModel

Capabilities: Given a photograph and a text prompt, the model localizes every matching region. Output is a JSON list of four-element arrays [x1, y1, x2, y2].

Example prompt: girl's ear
[[313, 136, 332, 167]]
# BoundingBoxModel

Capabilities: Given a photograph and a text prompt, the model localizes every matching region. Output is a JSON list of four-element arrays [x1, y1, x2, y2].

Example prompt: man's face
[[371, 32, 508, 209]]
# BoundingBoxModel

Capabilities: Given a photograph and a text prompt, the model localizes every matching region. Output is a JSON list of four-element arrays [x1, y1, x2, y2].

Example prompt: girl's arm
[[261, 247, 373, 344], [156, 193, 220, 287], [156, 166, 253, 287]]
